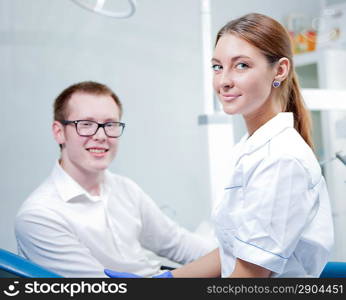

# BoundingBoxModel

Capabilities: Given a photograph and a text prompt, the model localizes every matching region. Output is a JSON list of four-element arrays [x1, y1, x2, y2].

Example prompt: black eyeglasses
[[61, 120, 125, 138]]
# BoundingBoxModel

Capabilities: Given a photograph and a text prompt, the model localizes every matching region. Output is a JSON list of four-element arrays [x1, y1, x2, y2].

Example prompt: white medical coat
[[213, 112, 334, 277]]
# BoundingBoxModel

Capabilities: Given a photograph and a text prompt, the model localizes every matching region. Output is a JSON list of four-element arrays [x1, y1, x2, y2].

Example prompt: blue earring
[[273, 80, 281, 88]]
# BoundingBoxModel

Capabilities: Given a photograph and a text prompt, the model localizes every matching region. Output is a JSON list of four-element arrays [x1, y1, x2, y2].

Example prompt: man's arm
[[15, 209, 106, 277], [105, 248, 222, 278], [137, 190, 215, 264]]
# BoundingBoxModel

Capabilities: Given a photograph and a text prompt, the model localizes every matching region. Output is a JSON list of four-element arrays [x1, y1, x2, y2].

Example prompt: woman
[[106, 13, 334, 278]]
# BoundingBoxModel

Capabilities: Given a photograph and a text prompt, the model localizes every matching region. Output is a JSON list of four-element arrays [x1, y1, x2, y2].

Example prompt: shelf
[[303, 88, 346, 110], [294, 51, 320, 67], [198, 112, 231, 125]]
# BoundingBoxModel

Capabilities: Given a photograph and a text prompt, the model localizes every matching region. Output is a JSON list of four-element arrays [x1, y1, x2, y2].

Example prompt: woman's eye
[[211, 64, 222, 71], [235, 63, 249, 70]]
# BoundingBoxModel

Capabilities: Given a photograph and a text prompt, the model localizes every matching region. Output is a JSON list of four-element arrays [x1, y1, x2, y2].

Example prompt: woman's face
[[212, 34, 277, 118]]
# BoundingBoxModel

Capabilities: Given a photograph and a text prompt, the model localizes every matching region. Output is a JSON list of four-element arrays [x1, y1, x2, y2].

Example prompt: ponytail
[[283, 71, 314, 150]]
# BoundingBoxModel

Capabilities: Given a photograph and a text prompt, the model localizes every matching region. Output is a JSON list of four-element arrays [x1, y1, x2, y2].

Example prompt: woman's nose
[[219, 72, 234, 90]]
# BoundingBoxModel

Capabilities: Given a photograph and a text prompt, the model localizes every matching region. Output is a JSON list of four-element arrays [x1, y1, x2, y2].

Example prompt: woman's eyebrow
[[211, 58, 221, 63], [211, 55, 251, 63], [231, 55, 251, 61]]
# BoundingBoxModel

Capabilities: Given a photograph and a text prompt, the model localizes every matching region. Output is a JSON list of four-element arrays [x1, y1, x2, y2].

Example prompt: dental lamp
[[70, 0, 136, 19]]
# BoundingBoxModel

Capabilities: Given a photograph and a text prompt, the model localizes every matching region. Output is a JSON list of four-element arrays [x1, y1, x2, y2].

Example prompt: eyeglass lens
[[77, 121, 123, 137]]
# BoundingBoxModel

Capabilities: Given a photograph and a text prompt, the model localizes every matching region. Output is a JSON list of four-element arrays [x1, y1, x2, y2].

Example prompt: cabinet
[[295, 49, 346, 261]]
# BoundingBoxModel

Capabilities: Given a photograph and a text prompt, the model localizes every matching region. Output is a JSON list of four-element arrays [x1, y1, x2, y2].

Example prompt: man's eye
[[235, 63, 249, 70], [105, 122, 116, 128], [211, 64, 222, 71], [80, 121, 93, 126]]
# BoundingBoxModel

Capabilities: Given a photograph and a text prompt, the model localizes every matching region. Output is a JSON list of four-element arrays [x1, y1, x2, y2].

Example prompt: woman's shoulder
[[269, 128, 316, 160], [238, 128, 321, 186], [267, 128, 322, 185]]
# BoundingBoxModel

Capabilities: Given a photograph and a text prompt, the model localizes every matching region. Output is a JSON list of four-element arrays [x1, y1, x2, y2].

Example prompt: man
[[15, 81, 214, 277]]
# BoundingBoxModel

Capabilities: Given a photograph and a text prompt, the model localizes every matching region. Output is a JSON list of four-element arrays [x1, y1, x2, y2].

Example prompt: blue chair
[[0, 248, 62, 278], [320, 261, 346, 278]]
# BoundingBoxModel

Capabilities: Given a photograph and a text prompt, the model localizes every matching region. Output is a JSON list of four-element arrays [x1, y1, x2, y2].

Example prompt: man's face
[[53, 92, 121, 179]]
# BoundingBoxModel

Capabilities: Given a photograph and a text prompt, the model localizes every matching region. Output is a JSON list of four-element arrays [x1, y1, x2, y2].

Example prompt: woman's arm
[[230, 258, 271, 278], [171, 248, 221, 278]]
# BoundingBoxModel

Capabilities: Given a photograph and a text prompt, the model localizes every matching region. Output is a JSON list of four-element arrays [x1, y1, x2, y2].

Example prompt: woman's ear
[[52, 121, 66, 146], [274, 57, 290, 82]]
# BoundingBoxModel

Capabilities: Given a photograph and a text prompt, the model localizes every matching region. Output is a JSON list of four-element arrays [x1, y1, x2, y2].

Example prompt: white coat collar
[[243, 112, 294, 154]]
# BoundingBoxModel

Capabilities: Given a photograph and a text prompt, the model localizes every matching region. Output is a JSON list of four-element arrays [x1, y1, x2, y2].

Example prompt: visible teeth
[[88, 149, 106, 153]]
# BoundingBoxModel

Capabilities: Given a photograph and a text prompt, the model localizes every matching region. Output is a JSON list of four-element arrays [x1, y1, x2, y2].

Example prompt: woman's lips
[[221, 94, 241, 102]]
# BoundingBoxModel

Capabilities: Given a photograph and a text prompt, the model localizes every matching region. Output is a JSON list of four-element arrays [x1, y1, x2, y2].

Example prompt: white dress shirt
[[15, 163, 213, 277], [213, 113, 334, 277]]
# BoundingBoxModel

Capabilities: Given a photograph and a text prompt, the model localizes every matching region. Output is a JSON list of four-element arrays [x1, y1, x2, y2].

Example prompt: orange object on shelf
[[306, 31, 317, 52], [290, 30, 317, 54], [285, 13, 318, 54]]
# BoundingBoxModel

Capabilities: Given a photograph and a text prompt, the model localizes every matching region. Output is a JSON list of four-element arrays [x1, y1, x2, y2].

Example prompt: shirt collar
[[51, 161, 105, 203], [243, 112, 294, 154]]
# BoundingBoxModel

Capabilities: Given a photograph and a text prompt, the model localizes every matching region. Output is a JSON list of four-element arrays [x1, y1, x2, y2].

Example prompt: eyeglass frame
[[60, 120, 125, 138]]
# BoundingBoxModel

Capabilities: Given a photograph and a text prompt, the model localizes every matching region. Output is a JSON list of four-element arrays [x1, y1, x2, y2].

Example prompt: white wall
[[317, 50, 346, 260], [211, 0, 321, 38], [0, 0, 211, 252]]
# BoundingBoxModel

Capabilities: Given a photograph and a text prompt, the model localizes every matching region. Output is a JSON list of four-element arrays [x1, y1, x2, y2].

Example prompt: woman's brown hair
[[215, 13, 313, 149]]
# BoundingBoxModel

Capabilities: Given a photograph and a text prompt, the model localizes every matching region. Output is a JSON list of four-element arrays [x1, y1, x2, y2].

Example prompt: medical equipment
[[70, 0, 136, 19], [336, 151, 346, 165], [320, 261, 346, 278], [320, 151, 346, 166], [0, 248, 62, 278]]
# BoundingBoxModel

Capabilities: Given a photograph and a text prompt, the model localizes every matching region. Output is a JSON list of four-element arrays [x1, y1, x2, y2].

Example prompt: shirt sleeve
[[15, 209, 106, 277], [129, 182, 215, 264], [230, 155, 317, 274]]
